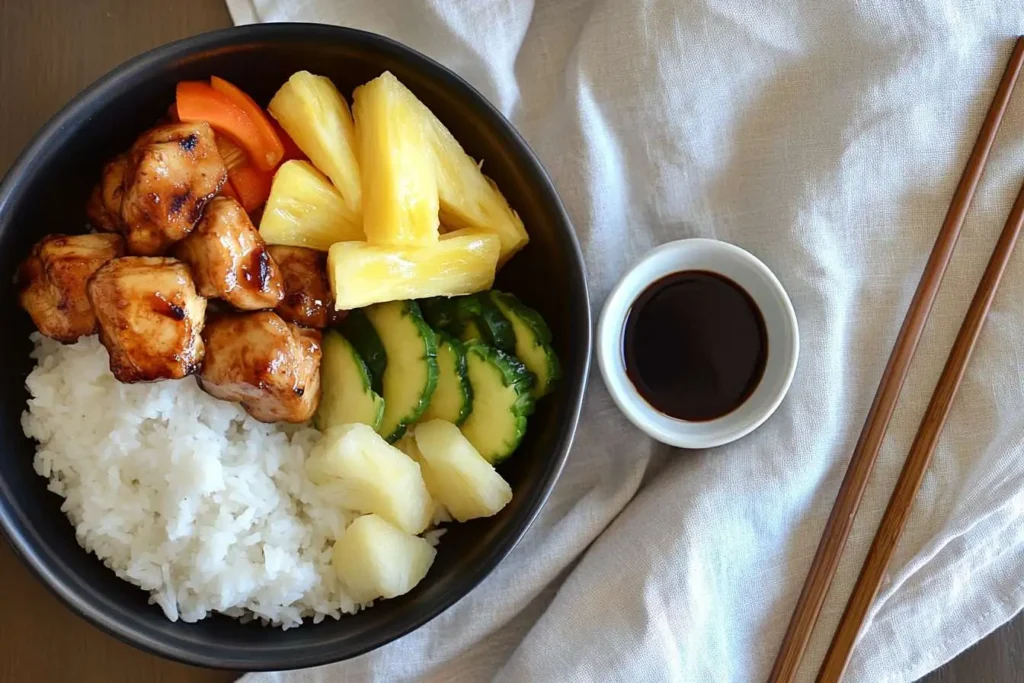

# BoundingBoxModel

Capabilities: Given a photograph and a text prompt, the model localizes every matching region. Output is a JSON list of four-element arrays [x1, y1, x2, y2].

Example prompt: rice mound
[[22, 333, 362, 627]]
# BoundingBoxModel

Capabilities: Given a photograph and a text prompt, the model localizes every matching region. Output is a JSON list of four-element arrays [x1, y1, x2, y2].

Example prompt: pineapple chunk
[[353, 72, 439, 246], [395, 433, 451, 521], [395, 433, 447, 512], [268, 71, 362, 215], [332, 514, 436, 603], [259, 160, 363, 251], [411, 420, 513, 522], [385, 75, 529, 263], [327, 231, 500, 310], [305, 423, 433, 534]]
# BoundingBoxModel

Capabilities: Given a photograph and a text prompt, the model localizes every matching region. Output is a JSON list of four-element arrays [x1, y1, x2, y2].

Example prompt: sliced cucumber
[[337, 309, 386, 394], [426, 294, 515, 352], [420, 332, 472, 425], [460, 318, 486, 345], [447, 296, 483, 339], [422, 296, 483, 342], [460, 343, 535, 464], [314, 330, 385, 432], [420, 297, 460, 331], [471, 294, 515, 352], [490, 291, 561, 398], [365, 301, 438, 442]]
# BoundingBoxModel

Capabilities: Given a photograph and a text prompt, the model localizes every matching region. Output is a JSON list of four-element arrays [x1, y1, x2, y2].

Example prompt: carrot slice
[[167, 102, 180, 122], [210, 76, 285, 170], [215, 135, 248, 173], [176, 81, 277, 172], [229, 165, 274, 213], [219, 178, 240, 201], [272, 120, 307, 162]]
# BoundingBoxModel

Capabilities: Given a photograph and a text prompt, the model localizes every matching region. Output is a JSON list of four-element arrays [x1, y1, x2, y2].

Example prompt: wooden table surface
[[0, 1, 1019, 681]]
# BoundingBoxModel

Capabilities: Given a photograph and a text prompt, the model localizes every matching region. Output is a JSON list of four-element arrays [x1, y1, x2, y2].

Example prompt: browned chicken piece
[[119, 122, 227, 255], [199, 311, 322, 423], [85, 155, 129, 232], [267, 245, 340, 328], [173, 196, 284, 311], [87, 256, 207, 382], [17, 233, 125, 343]]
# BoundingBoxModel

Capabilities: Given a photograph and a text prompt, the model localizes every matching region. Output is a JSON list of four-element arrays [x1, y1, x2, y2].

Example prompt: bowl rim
[[0, 22, 591, 670]]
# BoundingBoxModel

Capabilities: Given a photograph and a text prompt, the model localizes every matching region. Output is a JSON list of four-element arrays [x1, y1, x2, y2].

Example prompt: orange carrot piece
[[219, 178, 240, 201], [271, 120, 306, 162], [167, 102, 179, 122], [229, 165, 274, 213], [215, 135, 248, 173], [176, 81, 277, 172], [211, 76, 285, 169]]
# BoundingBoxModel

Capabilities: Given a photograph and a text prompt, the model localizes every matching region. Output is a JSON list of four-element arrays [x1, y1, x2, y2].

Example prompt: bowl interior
[[0, 25, 589, 670]]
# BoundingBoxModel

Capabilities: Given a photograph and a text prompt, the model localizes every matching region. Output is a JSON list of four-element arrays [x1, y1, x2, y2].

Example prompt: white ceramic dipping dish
[[598, 238, 799, 449]]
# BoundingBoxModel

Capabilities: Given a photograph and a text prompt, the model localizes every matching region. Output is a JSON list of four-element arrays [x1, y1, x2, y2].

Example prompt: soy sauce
[[623, 271, 767, 421]]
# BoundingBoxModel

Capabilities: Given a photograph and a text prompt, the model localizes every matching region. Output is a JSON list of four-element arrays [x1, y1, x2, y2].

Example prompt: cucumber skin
[[422, 294, 515, 353], [460, 319, 487, 345], [420, 297, 461, 332], [371, 300, 439, 443], [462, 342, 535, 464], [314, 330, 385, 432], [337, 309, 387, 395], [472, 294, 516, 353], [438, 332, 473, 426], [491, 291, 562, 397], [491, 291, 554, 342], [450, 297, 484, 340]]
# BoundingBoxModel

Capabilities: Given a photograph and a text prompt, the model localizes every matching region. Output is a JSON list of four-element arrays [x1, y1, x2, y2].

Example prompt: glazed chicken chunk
[[174, 196, 284, 310], [267, 245, 339, 328], [87, 256, 207, 382], [199, 311, 322, 423], [17, 233, 125, 343], [85, 154, 129, 233], [119, 122, 227, 255]]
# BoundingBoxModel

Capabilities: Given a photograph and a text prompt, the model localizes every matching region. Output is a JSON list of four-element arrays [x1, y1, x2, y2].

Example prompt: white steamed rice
[[21, 333, 373, 628]]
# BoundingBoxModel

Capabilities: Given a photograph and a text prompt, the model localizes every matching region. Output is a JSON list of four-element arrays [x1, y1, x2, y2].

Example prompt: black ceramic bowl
[[0, 24, 589, 670]]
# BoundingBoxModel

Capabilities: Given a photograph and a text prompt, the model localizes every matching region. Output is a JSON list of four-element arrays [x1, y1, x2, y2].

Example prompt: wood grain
[[922, 616, 1024, 683], [818, 176, 1024, 682], [768, 36, 1024, 683], [0, 3, 235, 681]]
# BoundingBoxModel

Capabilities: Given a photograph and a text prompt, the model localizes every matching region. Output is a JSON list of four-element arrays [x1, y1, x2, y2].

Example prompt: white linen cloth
[[228, 1, 1024, 681]]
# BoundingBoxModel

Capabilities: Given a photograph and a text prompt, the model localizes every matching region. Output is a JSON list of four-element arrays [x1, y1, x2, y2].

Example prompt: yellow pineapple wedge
[[331, 514, 436, 603], [353, 73, 440, 246], [259, 160, 363, 251], [410, 420, 513, 522], [268, 71, 362, 215], [305, 424, 433, 535], [327, 230, 500, 310], [384, 75, 529, 263]]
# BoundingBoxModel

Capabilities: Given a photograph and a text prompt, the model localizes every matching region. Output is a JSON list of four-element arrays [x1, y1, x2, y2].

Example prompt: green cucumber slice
[[315, 330, 386, 431], [431, 294, 514, 352], [337, 309, 386, 394], [420, 297, 461, 332], [420, 332, 472, 425], [365, 301, 438, 442], [459, 342, 534, 464], [490, 291, 561, 397], [470, 294, 515, 352]]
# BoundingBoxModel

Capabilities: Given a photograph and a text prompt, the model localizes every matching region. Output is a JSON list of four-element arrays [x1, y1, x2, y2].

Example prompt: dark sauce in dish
[[623, 270, 768, 421]]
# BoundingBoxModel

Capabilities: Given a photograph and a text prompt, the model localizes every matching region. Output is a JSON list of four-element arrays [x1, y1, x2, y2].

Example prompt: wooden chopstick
[[768, 36, 1024, 683], [817, 172, 1024, 682]]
